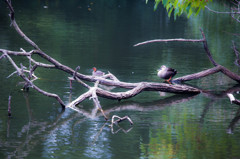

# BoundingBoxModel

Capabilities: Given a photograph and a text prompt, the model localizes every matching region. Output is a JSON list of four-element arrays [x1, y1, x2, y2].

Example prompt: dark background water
[[0, 0, 240, 158]]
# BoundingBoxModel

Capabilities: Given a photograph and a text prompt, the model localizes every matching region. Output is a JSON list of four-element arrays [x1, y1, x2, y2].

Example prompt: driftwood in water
[[1, 0, 240, 120]]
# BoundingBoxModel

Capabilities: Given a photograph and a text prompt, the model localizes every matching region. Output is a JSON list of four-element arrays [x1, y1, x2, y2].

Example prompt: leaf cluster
[[146, 0, 212, 19]]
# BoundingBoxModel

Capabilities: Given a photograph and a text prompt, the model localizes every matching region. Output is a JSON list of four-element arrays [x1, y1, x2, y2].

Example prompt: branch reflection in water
[[3, 93, 196, 158], [4, 84, 240, 158]]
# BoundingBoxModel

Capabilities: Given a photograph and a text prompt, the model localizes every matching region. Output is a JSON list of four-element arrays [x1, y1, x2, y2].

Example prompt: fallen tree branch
[[1, 48, 201, 94], [2, 1, 201, 97], [2, 0, 240, 123]]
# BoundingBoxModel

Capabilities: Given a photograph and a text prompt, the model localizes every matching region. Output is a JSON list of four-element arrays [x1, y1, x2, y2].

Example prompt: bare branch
[[205, 5, 240, 23], [67, 91, 92, 108], [231, 14, 240, 22], [102, 71, 120, 82], [5, 0, 41, 50], [174, 66, 222, 82], [3, 51, 65, 108], [134, 38, 205, 47], [205, 6, 240, 14], [175, 65, 240, 83], [0, 49, 32, 56], [199, 28, 218, 66]]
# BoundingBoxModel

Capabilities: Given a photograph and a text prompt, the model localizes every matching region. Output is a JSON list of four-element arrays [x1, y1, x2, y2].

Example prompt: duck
[[157, 65, 177, 82], [92, 67, 105, 76]]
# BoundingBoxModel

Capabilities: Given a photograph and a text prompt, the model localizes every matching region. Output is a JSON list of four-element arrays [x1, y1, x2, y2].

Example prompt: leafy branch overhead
[[146, 0, 212, 19]]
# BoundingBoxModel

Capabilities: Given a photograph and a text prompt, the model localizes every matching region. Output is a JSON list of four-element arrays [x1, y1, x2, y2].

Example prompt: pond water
[[0, 0, 240, 159]]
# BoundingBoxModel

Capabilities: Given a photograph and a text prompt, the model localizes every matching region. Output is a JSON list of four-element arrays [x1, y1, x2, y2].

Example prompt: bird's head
[[161, 65, 167, 69], [92, 67, 97, 72], [157, 65, 167, 71]]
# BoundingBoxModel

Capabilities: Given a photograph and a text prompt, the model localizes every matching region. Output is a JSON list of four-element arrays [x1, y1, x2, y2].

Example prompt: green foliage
[[146, 0, 212, 19]]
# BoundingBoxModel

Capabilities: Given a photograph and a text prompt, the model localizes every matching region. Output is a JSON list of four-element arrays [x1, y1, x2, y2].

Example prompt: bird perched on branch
[[157, 65, 177, 83], [92, 67, 105, 76]]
